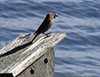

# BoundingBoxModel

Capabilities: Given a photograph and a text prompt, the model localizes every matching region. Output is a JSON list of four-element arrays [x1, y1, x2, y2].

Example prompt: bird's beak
[[54, 13, 58, 18]]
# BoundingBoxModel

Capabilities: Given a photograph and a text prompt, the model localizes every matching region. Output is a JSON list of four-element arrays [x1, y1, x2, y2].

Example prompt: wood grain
[[0, 33, 66, 77]]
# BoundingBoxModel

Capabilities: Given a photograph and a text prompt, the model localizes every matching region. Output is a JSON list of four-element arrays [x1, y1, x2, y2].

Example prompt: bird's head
[[47, 13, 58, 19]]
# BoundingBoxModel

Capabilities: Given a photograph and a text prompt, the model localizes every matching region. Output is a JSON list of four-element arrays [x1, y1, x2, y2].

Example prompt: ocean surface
[[0, 0, 100, 77]]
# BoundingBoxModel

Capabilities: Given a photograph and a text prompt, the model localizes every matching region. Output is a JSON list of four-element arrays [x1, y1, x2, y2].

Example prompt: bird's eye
[[52, 14, 54, 17]]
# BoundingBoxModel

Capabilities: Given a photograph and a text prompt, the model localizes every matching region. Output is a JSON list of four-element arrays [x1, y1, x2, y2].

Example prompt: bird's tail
[[31, 32, 39, 42]]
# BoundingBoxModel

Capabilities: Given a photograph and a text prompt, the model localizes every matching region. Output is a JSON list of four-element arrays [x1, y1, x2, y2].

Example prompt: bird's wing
[[35, 17, 51, 33], [32, 17, 50, 42]]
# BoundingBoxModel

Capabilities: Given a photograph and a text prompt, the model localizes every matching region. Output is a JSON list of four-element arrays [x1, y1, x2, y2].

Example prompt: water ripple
[[0, 0, 100, 76]]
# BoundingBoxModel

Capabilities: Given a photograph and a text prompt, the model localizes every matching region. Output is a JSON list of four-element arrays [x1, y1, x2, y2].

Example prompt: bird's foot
[[44, 33, 51, 37]]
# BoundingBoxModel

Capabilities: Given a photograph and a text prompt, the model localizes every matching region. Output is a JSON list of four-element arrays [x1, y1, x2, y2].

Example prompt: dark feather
[[31, 16, 50, 42]]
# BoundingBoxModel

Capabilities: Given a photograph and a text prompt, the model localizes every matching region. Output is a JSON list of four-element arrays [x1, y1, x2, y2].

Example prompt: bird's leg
[[43, 32, 51, 37], [46, 33, 51, 37]]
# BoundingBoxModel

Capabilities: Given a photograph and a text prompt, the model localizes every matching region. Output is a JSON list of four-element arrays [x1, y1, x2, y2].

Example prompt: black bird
[[32, 13, 58, 42]]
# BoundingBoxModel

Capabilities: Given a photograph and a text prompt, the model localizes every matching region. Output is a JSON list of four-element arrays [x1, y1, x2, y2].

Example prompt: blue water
[[0, 0, 100, 77]]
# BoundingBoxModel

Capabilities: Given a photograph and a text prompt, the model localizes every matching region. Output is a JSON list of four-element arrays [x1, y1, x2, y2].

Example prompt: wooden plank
[[0, 33, 66, 76], [17, 48, 54, 77]]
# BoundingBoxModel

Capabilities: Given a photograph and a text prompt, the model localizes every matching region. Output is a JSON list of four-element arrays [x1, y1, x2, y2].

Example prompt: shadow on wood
[[0, 42, 32, 58]]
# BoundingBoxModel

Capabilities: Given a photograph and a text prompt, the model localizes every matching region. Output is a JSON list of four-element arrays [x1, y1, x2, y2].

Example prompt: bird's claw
[[44, 33, 51, 37]]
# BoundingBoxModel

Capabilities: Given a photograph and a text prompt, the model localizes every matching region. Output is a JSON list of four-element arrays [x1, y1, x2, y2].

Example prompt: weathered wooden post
[[0, 33, 66, 77]]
